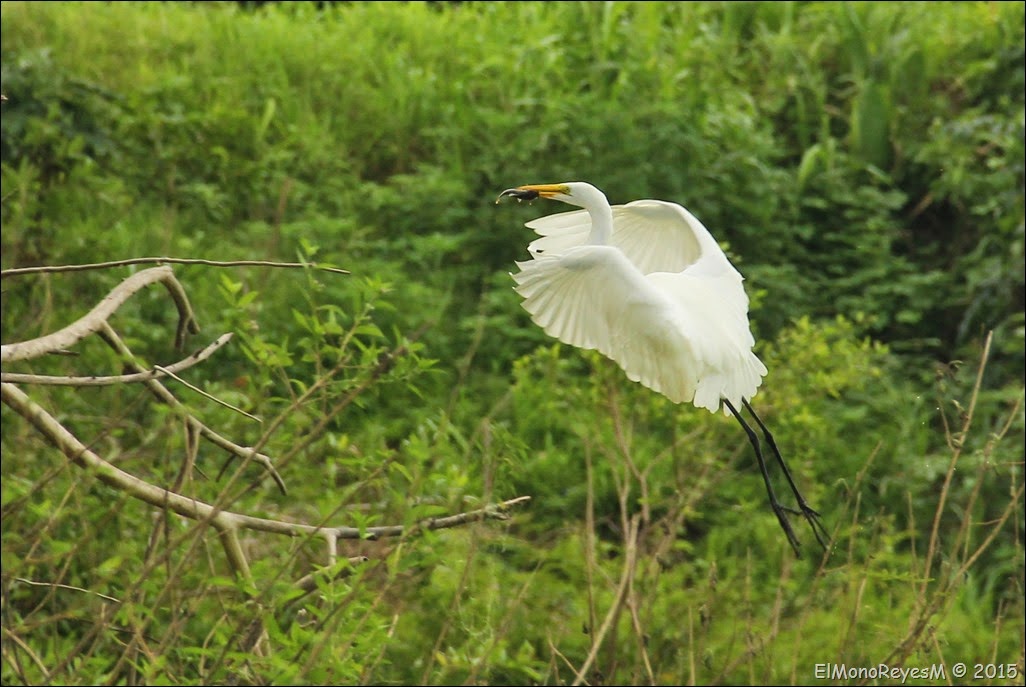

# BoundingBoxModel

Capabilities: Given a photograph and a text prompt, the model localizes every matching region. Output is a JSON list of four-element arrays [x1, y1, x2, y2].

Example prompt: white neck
[[587, 201, 613, 245]]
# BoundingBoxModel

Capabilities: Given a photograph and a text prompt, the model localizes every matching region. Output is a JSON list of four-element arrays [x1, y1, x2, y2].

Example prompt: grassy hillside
[[1, 2, 1023, 685]]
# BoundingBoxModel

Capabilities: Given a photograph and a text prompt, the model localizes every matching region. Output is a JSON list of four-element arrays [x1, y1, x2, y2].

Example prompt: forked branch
[[1, 382, 531, 571], [1, 266, 198, 362]]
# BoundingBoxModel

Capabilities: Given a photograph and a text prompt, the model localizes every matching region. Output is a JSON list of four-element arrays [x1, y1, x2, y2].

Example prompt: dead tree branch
[[1, 266, 198, 362]]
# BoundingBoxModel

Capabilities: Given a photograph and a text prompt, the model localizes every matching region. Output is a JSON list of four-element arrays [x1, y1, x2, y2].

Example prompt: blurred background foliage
[[1, 2, 1023, 685]]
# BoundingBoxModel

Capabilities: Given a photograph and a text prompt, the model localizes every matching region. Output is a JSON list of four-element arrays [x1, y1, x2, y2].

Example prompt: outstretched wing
[[513, 245, 708, 406], [512, 244, 766, 413], [525, 199, 711, 275]]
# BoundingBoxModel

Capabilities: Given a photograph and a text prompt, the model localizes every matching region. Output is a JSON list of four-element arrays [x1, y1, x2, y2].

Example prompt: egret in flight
[[497, 182, 828, 556]]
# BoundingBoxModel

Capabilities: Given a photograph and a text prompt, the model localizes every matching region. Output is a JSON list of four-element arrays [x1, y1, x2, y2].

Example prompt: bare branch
[[221, 495, 532, 540], [96, 324, 287, 494], [1, 257, 349, 278], [0, 625, 52, 682], [153, 364, 261, 423], [571, 514, 640, 687], [0, 381, 531, 543], [12, 578, 121, 604], [0, 266, 199, 362], [1, 333, 234, 385], [2, 381, 240, 525]]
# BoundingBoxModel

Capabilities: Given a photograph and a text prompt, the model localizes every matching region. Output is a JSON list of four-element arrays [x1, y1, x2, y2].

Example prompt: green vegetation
[[1, 2, 1023, 684]]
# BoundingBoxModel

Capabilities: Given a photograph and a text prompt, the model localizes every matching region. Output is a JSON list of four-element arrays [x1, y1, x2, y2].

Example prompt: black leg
[[723, 398, 803, 556], [741, 399, 830, 551]]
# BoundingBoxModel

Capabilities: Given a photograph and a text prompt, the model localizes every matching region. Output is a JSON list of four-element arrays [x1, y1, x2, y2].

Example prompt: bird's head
[[496, 182, 606, 210]]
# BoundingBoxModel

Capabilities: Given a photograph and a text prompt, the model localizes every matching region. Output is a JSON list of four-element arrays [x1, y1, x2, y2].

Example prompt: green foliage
[[2, 2, 1023, 685]]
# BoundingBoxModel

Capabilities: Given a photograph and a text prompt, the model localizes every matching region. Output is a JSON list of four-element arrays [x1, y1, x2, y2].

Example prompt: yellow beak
[[514, 184, 569, 198]]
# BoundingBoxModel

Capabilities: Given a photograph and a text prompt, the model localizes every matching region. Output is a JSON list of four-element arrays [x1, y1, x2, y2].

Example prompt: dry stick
[[584, 446, 600, 667], [1, 333, 234, 385], [48, 603, 121, 683], [625, 562, 656, 686], [182, 319, 418, 662], [0, 257, 349, 278], [607, 399, 641, 683], [0, 266, 198, 363], [872, 483, 1024, 682], [950, 392, 1023, 565], [607, 387, 652, 524], [571, 514, 641, 687], [2, 268, 532, 670], [177, 419, 201, 494], [1, 383, 530, 547], [269, 332, 429, 474], [1, 268, 272, 488], [97, 324, 286, 494], [937, 398, 1016, 583], [14, 461, 134, 644], [687, 606, 697, 686], [463, 427, 541, 686], [417, 488, 538, 683], [294, 564, 397, 681], [548, 637, 581, 683], [920, 331, 992, 596], [872, 335, 1026, 675], [294, 455, 510, 685], [0, 271, 502, 676], [418, 533, 482, 684], [3, 378, 533, 664], [2, 381, 263, 533], [12, 578, 120, 604], [649, 425, 708, 564], [743, 550, 757, 685], [767, 554, 792, 670], [953, 483, 1025, 576], [605, 393, 656, 684], [0, 625, 53, 682], [0, 384, 532, 544], [153, 363, 260, 423], [210, 334, 420, 553], [782, 444, 881, 684], [213, 335, 422, 661], [0, 379, 273, 662]]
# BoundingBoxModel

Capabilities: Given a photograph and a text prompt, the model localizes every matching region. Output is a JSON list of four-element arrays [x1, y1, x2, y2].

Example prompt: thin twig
[[0, 626, 52, 681], [97, 324, 286, 494], [153, 364, 261, 423], [921, 331, 991, 597], [1, 257, 349, 278], [571, 514, 640, 687], [1, 334, 234, 386], [12, 577, 121, 603]]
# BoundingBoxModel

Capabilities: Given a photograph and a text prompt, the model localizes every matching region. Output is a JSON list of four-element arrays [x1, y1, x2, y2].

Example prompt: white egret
[[497, 182, 828, 556]]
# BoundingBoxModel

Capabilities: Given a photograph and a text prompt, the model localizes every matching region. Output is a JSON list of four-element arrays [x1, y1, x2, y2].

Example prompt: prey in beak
[[496, 188, 540, 203]]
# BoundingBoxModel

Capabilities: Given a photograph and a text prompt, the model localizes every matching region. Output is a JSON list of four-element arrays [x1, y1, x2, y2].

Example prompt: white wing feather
[[513, 246, 703, 405], [526, 200, 706, 274], [514, 201, 766, 413]]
